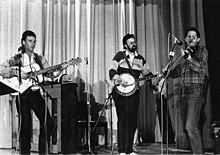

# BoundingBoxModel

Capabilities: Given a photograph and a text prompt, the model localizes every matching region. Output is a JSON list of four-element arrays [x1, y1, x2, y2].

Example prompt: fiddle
[[162, 44, 196, 75]]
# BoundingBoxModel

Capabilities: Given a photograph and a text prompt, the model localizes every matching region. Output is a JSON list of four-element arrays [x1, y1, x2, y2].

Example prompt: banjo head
[[115, 73, 138, 96]]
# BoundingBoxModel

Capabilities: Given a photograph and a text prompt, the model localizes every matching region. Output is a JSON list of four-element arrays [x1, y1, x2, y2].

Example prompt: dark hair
[[184, 27, 200, 38], [21, 30, 36, 43], [122, 34, 135, 49]]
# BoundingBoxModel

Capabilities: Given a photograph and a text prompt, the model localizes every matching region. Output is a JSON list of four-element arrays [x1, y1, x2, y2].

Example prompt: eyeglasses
[[127, 41, 136, 45]]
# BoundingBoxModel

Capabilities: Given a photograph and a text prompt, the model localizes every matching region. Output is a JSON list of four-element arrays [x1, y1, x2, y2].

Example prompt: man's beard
[[128, 45, 137, 53]]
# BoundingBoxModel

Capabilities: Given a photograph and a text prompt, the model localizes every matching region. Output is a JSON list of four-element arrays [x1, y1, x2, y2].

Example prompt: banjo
[[113, 73, 159, 96]]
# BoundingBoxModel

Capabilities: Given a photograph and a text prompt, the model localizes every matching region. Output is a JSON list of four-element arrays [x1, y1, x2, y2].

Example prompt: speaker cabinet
[[61, 83, 78, 154]]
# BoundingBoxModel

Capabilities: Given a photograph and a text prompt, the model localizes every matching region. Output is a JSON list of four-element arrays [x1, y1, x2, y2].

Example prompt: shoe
[[130, 152, 138, 155], [119, 153, 126, 155]]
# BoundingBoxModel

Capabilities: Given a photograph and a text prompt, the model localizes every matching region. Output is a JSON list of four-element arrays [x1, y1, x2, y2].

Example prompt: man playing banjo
[[109, 34, 154, 155]]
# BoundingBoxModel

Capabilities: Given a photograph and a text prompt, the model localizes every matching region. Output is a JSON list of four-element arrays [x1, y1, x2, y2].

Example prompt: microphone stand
[[18, 57, 22, 85], [16, 56, 22, 154], [161, 40, 178, 155], [109, 94, 114, 155], [161, 36, 192, 154], [91, 87, 114, 155], [84, 57, 94, 155]]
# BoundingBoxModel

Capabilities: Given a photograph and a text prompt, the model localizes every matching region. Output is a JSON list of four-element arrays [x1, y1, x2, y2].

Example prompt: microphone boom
[[170, 33, 183, 46]]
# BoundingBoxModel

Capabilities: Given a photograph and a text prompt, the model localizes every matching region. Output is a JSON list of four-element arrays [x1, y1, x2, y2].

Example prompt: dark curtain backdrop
[[203, 0, 220, 123]]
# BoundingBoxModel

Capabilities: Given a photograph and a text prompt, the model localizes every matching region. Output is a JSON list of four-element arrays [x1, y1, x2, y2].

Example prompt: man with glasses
[[169, 27, 208, 154], [109, 34, 153, 155]]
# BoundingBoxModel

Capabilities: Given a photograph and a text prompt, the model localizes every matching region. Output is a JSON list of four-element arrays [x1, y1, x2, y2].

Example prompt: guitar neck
[[35, 62, 68, 76]]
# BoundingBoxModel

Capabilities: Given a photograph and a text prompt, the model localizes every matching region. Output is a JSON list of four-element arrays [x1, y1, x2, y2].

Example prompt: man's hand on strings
[[114, 78, 128, 87], [20, 71, 29, 79]]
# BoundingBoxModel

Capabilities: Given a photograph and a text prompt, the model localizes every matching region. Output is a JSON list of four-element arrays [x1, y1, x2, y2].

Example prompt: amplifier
[[212, 121, 220, 154]]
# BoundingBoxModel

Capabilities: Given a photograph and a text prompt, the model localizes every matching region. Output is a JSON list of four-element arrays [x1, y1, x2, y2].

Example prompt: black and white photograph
[[0, 0, 220, 154]]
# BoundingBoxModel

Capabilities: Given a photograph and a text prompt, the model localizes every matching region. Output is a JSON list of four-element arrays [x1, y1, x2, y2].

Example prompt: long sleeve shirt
[[169, 46, 208, 86], [0, 52, 50, 78], [109, 50, 152, 81]]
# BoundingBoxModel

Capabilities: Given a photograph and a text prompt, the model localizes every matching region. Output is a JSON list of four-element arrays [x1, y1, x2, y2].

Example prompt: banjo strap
[[122, 51, 137, 80]]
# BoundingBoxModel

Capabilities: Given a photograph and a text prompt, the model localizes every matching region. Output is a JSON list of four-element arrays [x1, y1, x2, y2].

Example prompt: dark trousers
[[112, 90, 139, 154], [16, 89, 53, 155], [156, 95, 175, 143]]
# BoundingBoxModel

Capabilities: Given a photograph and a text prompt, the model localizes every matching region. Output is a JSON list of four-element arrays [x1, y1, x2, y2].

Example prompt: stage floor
[[0, 143, 214, 154], [91, 143, 214, 154]]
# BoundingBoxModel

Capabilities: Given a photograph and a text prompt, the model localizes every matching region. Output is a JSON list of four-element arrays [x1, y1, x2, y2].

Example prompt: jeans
[[179, 84, 204, 154]]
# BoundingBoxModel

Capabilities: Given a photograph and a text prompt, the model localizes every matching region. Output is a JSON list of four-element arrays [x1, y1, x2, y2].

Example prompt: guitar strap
[[33, 53, 45, 83], [34, 53, 44, 69], [122, 51, 137, 80]]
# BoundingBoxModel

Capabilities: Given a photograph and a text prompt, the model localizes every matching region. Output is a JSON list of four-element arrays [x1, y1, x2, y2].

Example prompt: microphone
[[18, 46, 23, 51], [18, 46, 25, 53], [170, 33, 183, 46], [17, 46, 23, 84]]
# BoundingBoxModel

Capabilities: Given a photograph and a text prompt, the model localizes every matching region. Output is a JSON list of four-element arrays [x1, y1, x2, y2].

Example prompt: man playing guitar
[[0, 30, 61, 154]]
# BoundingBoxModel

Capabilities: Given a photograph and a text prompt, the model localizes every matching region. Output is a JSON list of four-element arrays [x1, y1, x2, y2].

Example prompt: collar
[[21, 51, 35, 57], [125, 50, 138, 57]]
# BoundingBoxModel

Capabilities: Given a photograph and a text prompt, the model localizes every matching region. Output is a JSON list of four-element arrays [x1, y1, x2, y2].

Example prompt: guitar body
[[115, 73, 139, 97], [7, 63, 43, 94]]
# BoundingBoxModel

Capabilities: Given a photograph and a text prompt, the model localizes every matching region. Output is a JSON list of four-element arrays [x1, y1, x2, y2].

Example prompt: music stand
[[0, 78, 19, 96]]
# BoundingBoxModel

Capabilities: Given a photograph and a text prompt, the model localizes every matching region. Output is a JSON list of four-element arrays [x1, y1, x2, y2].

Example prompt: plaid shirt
[[170, 46, 208, 86]]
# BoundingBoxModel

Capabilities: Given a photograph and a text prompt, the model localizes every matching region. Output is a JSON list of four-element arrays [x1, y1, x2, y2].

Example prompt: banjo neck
[[136, 74, 159, 82]]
